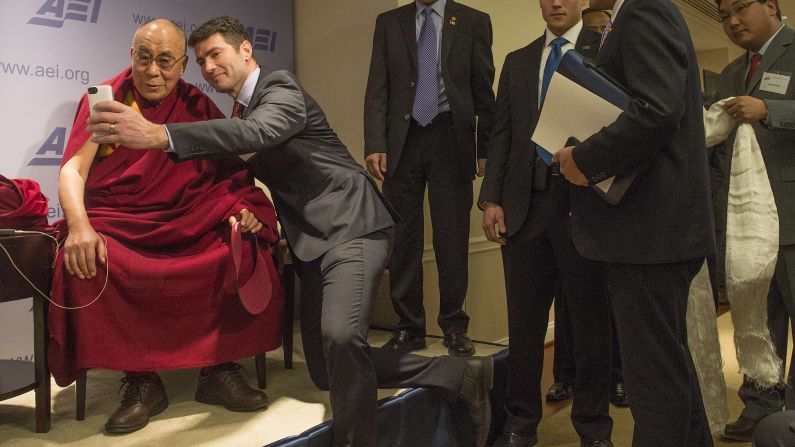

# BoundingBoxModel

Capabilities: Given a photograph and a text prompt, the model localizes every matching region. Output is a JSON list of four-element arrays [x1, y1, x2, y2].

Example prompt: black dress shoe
[[721, 415, 758, 442], [381, 329, 426, 352], [443, 332, 475, 356], [492, 431, 537, 447], [458, 356, 494, 447], [545, 382, 574, 402], [580, 440, 613, 447], [610, 381, 629, 407]]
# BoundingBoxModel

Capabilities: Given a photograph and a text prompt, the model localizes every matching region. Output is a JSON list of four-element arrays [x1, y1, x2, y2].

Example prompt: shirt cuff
[[163, 124, 174, 151]]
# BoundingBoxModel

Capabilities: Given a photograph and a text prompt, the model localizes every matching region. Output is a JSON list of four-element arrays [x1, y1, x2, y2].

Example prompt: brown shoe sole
[[194, 391, 269, 412], [105, 397, 169, 434]]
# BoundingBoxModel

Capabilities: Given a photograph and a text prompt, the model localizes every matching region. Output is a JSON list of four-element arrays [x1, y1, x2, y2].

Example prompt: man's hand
[[87, 101, 169, 149], [553, 146, 589, 186], [229, 209, 264, 234], [481, 202, 507, 246], [365, 152, 388, 181], [63, 225, 107, 280], [726, 96, 768, 123], [477, 158, 487, 177]]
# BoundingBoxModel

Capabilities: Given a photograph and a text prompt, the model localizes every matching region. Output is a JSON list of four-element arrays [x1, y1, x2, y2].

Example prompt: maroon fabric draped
[[48, 68, 283, 386], [0, 176, 53, 232]]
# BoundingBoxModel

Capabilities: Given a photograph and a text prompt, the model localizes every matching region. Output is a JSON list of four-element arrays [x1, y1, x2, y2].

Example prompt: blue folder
[[553, 50, 645, 205]]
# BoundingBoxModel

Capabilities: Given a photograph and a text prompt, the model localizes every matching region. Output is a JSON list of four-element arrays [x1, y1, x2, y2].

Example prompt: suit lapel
[[244, 69, 268, 118], [399, 5, 418, 72], [441, 0, 460, 65], [747, 25, 794, 94], [525, 38, 544, 115]]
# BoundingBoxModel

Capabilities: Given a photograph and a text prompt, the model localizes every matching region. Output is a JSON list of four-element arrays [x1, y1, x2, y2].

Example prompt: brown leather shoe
[[105, 373, 168, 434], [195, 362, 269, 412]]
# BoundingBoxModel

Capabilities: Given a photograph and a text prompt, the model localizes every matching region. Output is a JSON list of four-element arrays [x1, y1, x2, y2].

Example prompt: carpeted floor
[[0, 313, 769, 446]]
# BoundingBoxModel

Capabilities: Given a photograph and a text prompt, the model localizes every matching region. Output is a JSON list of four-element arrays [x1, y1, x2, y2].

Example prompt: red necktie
[[231, 101, 245, 118], [745, 52, 762, 87]]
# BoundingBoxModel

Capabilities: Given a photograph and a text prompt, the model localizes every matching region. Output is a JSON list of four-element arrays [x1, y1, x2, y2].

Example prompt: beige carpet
[[0, 313, 775, 446]]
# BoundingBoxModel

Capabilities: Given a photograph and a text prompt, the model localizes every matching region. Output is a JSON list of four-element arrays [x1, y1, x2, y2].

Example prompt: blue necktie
[[413, 7, 439, 127], [536, 37, 567, 166]]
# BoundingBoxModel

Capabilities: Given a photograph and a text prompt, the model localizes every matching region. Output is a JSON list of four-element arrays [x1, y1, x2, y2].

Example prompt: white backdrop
[[0, 0, 294, 362]]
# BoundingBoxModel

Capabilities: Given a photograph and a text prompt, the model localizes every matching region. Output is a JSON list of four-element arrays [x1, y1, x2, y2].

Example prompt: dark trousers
[[604, 258, 712, 447], [296, 228, 467, 447], [739, 246, 795, 421], [553, 290, 624, 385], [383, 115, 472, 336], [502, 177, 613, 442], [753, 410, 795, 447]]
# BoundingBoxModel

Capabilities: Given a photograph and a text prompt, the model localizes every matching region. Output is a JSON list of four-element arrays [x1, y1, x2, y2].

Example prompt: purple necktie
[[412, 7, 439, 127]]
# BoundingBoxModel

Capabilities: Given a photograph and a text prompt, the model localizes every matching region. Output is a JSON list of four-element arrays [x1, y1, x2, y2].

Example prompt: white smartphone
[[87, 85, 113, 137]]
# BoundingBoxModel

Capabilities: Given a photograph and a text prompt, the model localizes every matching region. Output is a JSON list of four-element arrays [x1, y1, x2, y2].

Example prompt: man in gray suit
[[364, 0, 495, 356], [88, 15, 493, 447], [713, 0, 795, 441]]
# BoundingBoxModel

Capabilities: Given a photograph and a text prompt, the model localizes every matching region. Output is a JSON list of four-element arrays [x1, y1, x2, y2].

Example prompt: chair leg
[[33, 294, 51, 433], [283, 262, 295, 369], [255, 354, 267, 389], [76, 370, 87, 420]]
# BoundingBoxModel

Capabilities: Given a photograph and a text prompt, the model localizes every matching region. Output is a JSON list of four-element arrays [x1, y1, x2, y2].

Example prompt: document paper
[[531, 72, 623, 192]]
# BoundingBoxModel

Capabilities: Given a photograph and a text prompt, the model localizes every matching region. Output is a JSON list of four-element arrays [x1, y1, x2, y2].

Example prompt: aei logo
[[28, 0, 101, 29], [28, 127, 65, 166], [246, 26, 278, 53]]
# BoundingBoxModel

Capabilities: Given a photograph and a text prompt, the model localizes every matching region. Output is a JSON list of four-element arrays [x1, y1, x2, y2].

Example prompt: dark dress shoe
[[721, 415, 758, 442], [195, 362, 269, 412], [545, 382, 574, 402], [492, 431, 537, 447], [609, 381, 629, 407], [580, 440, 613, 447], [444, 332, 475, 356], [381, 329, 426, 352], [105, 373, 168, 434], [458, 356, 494, 447]]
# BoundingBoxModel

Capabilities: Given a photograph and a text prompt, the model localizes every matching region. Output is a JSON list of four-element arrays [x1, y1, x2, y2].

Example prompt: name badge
[[760, 72, 791, 95]]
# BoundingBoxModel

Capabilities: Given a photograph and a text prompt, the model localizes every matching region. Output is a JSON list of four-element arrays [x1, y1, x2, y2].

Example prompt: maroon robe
[[49, 68, 283, 386]]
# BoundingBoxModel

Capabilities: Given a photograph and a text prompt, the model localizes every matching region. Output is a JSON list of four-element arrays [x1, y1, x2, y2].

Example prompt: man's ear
[[241, 40, 253, 61], [181, 55, 189, 70]]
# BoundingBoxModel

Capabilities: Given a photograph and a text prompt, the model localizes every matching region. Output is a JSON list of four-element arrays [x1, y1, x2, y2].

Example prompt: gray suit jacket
[[364, 0, 495, 178], [715, 25, 795, 246], [478, 27, 601, 238], [165, 69, 397, 261]]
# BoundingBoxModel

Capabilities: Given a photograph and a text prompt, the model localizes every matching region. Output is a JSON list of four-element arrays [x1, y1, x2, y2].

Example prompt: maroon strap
[[230, 221, 272, 315]]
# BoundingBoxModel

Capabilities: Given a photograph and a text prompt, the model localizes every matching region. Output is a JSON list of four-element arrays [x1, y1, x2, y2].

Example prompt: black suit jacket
[[478, 26, 601, 238], [165, 69, 397, 262], [569, 0, 715, 264], [364, 0, 495, 178]]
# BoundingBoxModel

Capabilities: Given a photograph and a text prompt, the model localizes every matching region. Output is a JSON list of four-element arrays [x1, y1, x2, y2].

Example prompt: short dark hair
[[715, 0, 782, 21], [189, 16, 249, 49], [582, 8, 611, 18]]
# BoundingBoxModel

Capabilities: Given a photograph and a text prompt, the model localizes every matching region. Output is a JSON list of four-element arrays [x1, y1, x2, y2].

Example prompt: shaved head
[[133, 19, 186, 55], [129, 18, 188, 103]]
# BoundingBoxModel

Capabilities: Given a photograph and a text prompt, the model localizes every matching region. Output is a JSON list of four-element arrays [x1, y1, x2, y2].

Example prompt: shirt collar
[[235, 67, 261, 108], [611, 0, 625, 20], [752, 24, 785, 59], [545, 20, 583, 47], [415, 0, 446, 18]]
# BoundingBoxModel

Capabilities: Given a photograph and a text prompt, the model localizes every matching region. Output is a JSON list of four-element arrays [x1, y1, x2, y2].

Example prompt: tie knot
[[551, 37, 567, 48], [751, 52, 762, 63], [231, 101, 244, 118], [422, 7, 434, 16]]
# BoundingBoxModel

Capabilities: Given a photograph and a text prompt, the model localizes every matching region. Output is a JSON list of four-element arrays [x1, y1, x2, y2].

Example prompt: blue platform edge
[[265, 348, 509, 447]]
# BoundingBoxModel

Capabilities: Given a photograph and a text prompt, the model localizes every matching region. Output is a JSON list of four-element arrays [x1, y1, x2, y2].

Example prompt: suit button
[[404, 114, 410, 121], [410, 81, 415, 88]]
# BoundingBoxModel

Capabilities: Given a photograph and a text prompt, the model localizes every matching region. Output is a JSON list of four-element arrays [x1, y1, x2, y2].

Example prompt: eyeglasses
[[718, 0, 764, 23], [133, 50, 186, 70]]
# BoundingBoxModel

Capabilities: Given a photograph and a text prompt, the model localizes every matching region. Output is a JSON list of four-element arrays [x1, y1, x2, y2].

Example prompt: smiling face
[[193, 33, 253, 98], [129, 20, 187, 103], [540, 0, 582, 37], [719, 0, 781, 51]]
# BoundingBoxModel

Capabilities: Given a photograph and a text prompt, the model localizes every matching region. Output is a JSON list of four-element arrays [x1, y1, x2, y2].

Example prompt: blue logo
[[28, 0, 101, 28], [28, 127, 65, 166], [246, 26, 278, 53]]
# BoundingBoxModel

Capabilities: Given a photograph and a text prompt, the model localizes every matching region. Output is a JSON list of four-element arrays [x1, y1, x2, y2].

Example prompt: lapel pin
[[450, 16, 457, 26]]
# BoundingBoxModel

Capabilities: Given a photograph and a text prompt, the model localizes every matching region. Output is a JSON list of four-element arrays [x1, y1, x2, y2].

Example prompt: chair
[[74, 238, 296, 420], [0, 231, 56, 432]]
